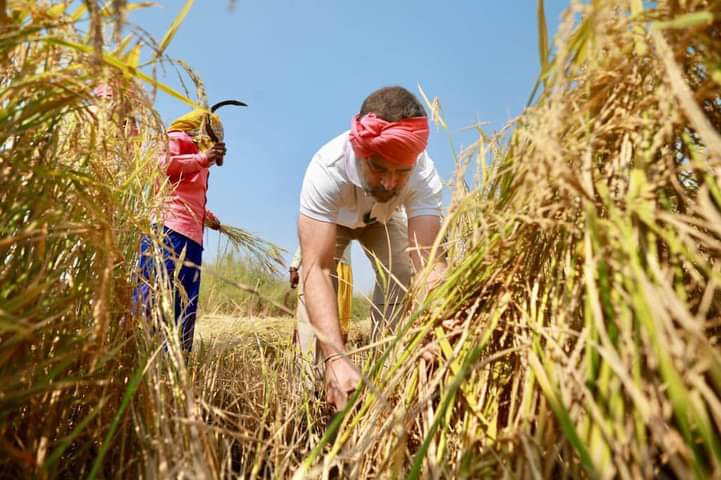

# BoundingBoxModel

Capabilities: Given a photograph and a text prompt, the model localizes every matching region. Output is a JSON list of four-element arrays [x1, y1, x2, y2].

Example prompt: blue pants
[[133, 227, 203, 352]]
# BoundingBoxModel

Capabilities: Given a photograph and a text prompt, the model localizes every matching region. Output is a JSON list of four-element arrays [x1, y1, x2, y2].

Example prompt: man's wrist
[[324, 352, 345, 364], [319, 342, 346, 360]]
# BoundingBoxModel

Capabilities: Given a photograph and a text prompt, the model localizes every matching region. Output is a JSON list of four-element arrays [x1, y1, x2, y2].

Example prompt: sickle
[[204, 100, 247, 166]]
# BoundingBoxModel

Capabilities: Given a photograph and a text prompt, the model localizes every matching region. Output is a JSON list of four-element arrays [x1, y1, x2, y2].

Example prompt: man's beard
[[366, 186, 398, 202], [358, 173, 399, 202]]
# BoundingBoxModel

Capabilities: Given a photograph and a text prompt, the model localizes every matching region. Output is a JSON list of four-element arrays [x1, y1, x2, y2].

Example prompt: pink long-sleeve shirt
[[160, 131, 216, 245]]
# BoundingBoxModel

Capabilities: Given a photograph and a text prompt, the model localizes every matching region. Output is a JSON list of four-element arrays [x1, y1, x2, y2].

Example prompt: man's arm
[[298, 214, 360, 411], [404, 151, 444, 277], [407, 215, 445, 273], [298, 214, 343, 356], [408, 215, 448, 362]]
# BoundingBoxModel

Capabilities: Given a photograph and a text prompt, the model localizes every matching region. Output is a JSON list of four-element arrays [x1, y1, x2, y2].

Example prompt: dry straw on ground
[[2, 0, 721, 479]]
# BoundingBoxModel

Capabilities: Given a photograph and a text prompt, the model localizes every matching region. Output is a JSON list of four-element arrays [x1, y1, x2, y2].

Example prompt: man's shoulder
[[400, 151, 442, 204], [312, 131, 350, 167], [408, 151, 439, 185], [300, 132, 353, 221], [415, 150, 436, 169], [306, 131, 353, 185]]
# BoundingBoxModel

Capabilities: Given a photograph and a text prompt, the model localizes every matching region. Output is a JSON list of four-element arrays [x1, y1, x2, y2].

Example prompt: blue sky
[[129, 1, 568, 293]]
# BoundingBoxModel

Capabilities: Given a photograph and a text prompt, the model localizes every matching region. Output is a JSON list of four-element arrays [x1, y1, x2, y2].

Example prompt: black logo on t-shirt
[[363, 211, 377, 225]]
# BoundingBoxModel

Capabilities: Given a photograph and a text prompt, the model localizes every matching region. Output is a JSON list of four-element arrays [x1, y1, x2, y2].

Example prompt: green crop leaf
[[155, 0, 195, 60]]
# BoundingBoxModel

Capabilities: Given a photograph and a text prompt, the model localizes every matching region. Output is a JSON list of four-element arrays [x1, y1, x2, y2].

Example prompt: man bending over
[[298, 86, 445, 411]]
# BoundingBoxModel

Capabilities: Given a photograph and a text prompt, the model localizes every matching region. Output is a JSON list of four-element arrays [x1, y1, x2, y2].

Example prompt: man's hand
[[420, 318, 462, 363], [413, 261, 447, 299], [324, 356, 360, 412], [426, 262, 447, 291], [205, 142, 227, 166], [420, 341, 440, 363], [289, 267, 300, 289]]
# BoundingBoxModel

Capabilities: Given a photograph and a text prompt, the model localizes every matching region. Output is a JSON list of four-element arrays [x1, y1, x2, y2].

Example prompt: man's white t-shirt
[[300, 131, 443, 229]]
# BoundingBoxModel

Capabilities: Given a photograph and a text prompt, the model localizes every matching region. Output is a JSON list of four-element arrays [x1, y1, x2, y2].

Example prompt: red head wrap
[[349, 113, 429, 167]]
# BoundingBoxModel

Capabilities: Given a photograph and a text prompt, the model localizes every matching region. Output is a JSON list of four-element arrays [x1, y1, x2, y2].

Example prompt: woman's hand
[[289, 267, 300, 289], [205, 211, 221, 231], [205, 142, 227, 166]]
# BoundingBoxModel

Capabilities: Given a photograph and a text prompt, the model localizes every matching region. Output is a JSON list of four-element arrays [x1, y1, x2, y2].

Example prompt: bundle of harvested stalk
[[213, 222, 286, 273]]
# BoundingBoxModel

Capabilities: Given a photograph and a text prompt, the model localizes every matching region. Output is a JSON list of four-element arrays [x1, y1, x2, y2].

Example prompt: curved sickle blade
[[211, 100, 248, 112]]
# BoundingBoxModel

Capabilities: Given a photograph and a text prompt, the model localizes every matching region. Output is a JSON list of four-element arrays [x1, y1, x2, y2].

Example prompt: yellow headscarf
[[168, 110, 224, 151]]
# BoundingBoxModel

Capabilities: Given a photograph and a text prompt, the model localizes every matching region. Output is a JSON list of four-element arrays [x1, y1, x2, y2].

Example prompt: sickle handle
[[204, 114, 223, 166]]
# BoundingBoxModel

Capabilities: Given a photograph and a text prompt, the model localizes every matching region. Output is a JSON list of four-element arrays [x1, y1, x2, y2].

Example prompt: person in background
[[290, 243, 353, 377], [91, 82, 139, 137], [133, 109, 226, 352]]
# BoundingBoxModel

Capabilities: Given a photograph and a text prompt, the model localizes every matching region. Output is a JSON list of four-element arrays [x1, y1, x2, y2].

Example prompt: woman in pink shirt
[[134, 109, 226, 352]]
